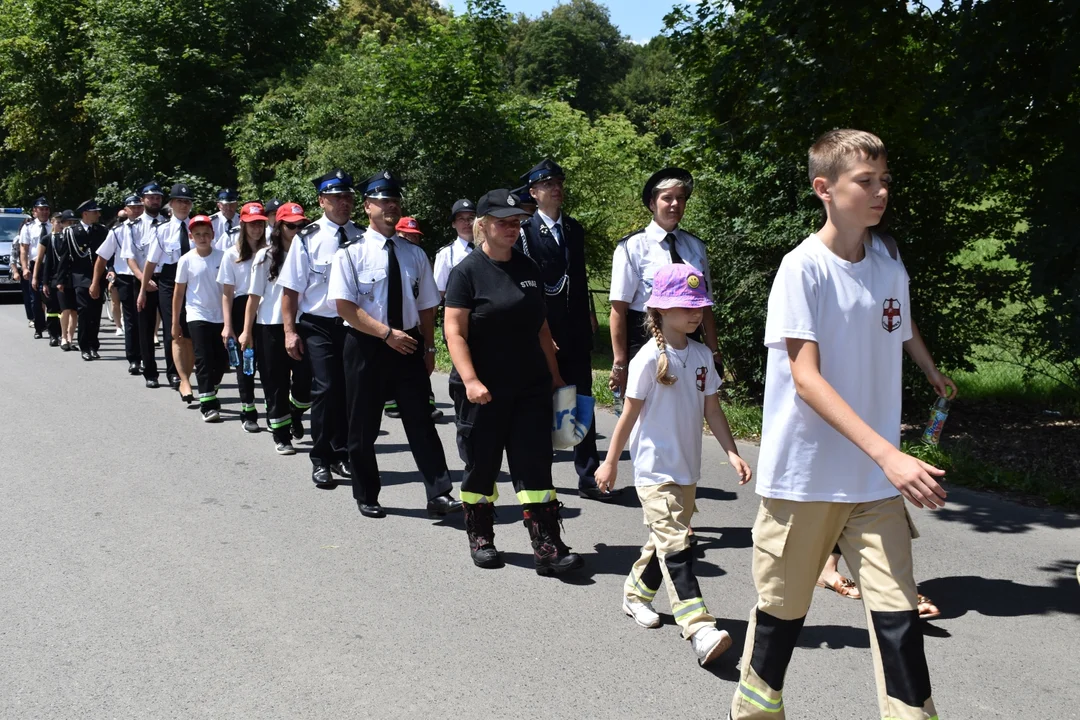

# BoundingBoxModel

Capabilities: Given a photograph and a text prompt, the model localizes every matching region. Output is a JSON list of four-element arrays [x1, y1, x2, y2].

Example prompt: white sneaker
[[115, 327, 124, 336], [691, 626, 732, 666], [622, 598, 661, 628], [201, 408, 221, 423], [275, 441, 296, 456]]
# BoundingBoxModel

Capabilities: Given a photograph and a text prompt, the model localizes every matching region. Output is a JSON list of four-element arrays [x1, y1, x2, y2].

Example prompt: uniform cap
[[644, 263, 712, 310], [520, 158, 565, 188], [395, 217, 422, 235], [276, 202, 308, 224], [362, 170, 403, 200], [476, 189, 531, 219], [240, 202, 267, 222], [169, 183, 195, 201], [124, 194, 143, 207], [642, 167, 694, 209], [77, 199, 101, 214], [263, 198, 284, 219], [510, 185, 536, 207], [32, 196, 50, 208], [59, 209, 77, 221], [216, 188, 239, 202], [312, 169, 354, 195], [139, 182, 164, 197], [449, 198, 475, 221]]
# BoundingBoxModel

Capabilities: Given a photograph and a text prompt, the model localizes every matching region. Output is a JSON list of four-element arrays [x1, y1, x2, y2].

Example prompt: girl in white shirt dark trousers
[[240, 203, 313, 455], [596, 263, 752, 667], [219, 203, 266, 433]]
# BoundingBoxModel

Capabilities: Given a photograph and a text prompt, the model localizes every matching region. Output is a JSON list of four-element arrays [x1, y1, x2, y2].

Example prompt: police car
[[0, 207, 29, 296]]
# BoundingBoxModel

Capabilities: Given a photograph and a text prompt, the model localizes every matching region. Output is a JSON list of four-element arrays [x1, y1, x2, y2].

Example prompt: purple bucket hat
[[645, 263, 713, 310]]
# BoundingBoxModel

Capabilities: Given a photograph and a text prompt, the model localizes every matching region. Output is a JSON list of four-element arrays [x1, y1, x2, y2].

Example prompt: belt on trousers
[[300, 313, 345, 328]]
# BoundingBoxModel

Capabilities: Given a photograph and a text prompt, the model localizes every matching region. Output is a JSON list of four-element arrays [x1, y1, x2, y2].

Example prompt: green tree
[[328, 0, 447, 44]]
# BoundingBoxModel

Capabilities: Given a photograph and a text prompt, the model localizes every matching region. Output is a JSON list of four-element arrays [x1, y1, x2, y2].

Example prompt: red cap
[[395, 216, 423, 235], [276, 202, 308, 224], [188, 215, 213, 229], [240, 202, 268, 222]]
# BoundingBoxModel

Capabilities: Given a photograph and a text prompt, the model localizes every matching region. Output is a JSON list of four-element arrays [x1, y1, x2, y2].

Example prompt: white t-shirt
[[625, 337, 722, 487], [247, 247, 284, 325], [216, 245, 254, 298], [756, 233, 912, 503], [176, 248, 225, 324]]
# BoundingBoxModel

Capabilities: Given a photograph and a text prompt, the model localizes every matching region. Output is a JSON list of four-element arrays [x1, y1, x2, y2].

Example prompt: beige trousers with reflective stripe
[[730, 496, 938, 720], [623, 483, 715, 639]]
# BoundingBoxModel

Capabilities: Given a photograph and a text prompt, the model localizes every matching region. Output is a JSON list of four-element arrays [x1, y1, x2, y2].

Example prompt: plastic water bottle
[[921, 395, 951, 445], [227, 337, 240, 368], [243, 347, 255, 376], [612, 386, 623, 418]]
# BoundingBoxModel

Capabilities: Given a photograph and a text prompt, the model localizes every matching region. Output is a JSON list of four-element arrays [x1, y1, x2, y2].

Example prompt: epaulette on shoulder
[[680, 228, 704, 243], [298, 223, 319, 238], [436, 241, 455, 254], [227, 225, 241, 235], [617, 227, 648, 245]]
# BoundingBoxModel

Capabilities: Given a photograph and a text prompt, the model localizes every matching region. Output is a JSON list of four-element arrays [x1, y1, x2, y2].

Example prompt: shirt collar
[[81, 221, 90, 232], [538, 209, 563, 230], [456, 236, 473, 251], [645, 220, 678, 244], [364, 226, 392, 246]]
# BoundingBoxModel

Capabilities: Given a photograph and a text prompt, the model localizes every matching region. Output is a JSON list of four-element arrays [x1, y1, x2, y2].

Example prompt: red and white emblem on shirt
[[882, 298, 902, 333], [695, 366, 707, 392]]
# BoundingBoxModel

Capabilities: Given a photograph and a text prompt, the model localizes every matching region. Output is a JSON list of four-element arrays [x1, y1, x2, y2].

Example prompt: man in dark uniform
[[516, 159, 616, 502], [68, 200, 109, 361], [278, 171, 359, 488], [34, 209, 76, 346]]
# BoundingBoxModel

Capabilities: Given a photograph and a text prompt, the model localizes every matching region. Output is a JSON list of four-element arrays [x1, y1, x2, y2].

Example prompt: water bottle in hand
[[921, 395, 951, 446], [612, 386, 623, 418], [243, 347, 255, 376], [227, 337, 240, 368]]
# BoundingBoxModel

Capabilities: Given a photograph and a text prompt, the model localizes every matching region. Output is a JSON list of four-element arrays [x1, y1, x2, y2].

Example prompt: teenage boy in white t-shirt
[[729, 130, 945, 720]]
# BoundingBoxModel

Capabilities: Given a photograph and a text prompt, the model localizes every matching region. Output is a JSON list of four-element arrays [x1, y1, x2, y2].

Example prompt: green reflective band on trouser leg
[[738, 680, 783, 714], [384, 400, 397, 411], [516, 489, 556, 505], [460, 490, 498, 504], [268, 415, 292, 430], [46, 313, 60, 319], [199, 394, 218, 404], [242, 404, 256, 413], [290, 396, 311, 410], [672, 598, 708, 623], [629, 574, 658, 601]]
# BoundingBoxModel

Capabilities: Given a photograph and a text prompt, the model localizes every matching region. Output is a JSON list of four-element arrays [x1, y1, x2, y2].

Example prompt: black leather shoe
[[81, 351, 93, 361], [49, 337, 60, 347], [128, 362, 141, 375], [427, 493, 464, 517], [579, 485, 621, 503], [90, 349, 100, 359], [357, 502, 386, 518], [329, 461, 352, 479], [168, 376, 181, 390], [34, 331, 42, 339], [312, 466, 337, 489], [145, 378, 159, 389]]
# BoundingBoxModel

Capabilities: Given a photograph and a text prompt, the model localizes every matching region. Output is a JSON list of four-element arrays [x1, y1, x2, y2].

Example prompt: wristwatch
[[425, 347, 437, 354]]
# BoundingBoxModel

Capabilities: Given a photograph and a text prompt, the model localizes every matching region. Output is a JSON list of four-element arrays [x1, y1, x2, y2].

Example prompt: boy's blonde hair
[[808, 129, 887, 184], [645, 308, 677, 386]]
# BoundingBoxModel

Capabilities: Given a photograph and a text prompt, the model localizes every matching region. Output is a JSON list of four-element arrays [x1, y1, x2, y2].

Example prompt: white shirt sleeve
[[625, 345, 657, 401], [175, 254, 191, 285], [327, 247, 358, 305], [609, 241, 637, 304], [415, 252, 440, 312], [276, 234, 309, 294], [145, 224, 164, 265], [96, 230, 118, 260], [216, 248, 237, 287], [433, 247, 451, 293], [248, 250, 268, 297], [119, 228, 135, 261], [763, 251, 819, 351]]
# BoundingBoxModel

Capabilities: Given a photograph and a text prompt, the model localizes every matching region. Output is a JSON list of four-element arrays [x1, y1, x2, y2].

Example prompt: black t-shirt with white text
[[444, 247, 549, 392]]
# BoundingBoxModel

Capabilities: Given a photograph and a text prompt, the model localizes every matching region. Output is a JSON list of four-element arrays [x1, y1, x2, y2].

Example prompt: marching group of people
[[13, 129, 957, 719]]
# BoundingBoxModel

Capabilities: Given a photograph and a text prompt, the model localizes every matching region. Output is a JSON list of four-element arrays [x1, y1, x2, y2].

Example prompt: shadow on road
[[933, 488, 1080, 533], [919, 561, 1080, 619]]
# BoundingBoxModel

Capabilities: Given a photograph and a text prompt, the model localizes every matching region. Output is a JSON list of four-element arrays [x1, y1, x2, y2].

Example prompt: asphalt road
[[1, 304, 1078, 719]]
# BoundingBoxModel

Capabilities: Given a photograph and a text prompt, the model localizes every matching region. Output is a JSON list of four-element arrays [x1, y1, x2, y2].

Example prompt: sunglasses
[[283, 221, 308, 230]]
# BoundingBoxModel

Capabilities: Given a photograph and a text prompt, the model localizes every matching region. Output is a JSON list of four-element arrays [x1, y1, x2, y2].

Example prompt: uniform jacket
[[64, 223, 109, 288]]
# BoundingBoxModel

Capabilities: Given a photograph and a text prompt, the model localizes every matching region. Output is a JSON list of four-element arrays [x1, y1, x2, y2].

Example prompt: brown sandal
[[815, 575, 862, 600], [917, 594, 941, 620]]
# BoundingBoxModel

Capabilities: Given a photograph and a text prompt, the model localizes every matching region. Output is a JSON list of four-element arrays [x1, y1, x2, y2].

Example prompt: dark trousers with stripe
[[137, 286, 161, 380], [344, 328, 452, 506], [115, 275, 141, 364], [298, 314, 348, 468], [188, 320, 227, 411], [256, 323, 313, 443], [230, 295, 258, 421], [156, 269, 179, 379], [75, 284, 104, 351]]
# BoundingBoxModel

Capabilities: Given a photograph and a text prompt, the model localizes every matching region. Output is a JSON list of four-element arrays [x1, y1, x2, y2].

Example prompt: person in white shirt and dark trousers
[[329, 171, 461, 519], [18, 197, 51, 338], [278, 170, 359, 487], [91, 194, 144, 374]]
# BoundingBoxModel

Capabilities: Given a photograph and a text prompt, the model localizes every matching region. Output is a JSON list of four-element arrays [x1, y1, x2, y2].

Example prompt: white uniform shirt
[[95, 223, 133, 276], [248, 247, 285, 325], [609, 220, 713, 311], [216, 245, 254, 298], [432, 237, 473, 293], [756, 233, 912, 503], [213, 226, 238, 253], [210, 211, 238, 242], [146, 216, 190, 267], [328, 227, 440, 332], [119, 216, 151, 270], [626, 338, 722, 487], [19, 219, 50, 263], [175, 248, 225, 323], [278, 218, 363, 319]]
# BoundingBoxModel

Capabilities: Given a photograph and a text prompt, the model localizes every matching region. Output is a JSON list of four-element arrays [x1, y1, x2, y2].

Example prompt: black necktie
[[179, 221, 190, 255], [466, 242, 474, 251], [39, 222, 47, 241], [665, 232, 683, 264], [386, 237, 403, 330], [337, 228, 349, 248]]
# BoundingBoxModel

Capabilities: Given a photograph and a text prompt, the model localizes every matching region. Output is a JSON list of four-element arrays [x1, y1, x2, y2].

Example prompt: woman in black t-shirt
[[444, 188, 584, 576]]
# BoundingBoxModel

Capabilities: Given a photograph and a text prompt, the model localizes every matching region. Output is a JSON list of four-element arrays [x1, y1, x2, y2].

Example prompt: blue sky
[[439, 1, 676, 43]]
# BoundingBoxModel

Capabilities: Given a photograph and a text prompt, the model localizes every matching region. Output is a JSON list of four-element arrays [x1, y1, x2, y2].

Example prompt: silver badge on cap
[[507, 194, 516, 206], [463, 201, 470, 207], [336, 170, 344, 179], [383, 171, 391, 180]]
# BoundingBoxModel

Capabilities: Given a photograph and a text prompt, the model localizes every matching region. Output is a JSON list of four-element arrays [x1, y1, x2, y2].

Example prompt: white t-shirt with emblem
[[756, 233, 912, 503], [247, 247, 284, 325], [216, 245, 254, 298], [175, 248, 225, 324], [625, 337, 722, 487]]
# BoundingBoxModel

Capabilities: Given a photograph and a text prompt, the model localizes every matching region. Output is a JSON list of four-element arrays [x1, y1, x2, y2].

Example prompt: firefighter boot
[[464, 502, 501, 568], [524, 501, 584, 576]]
